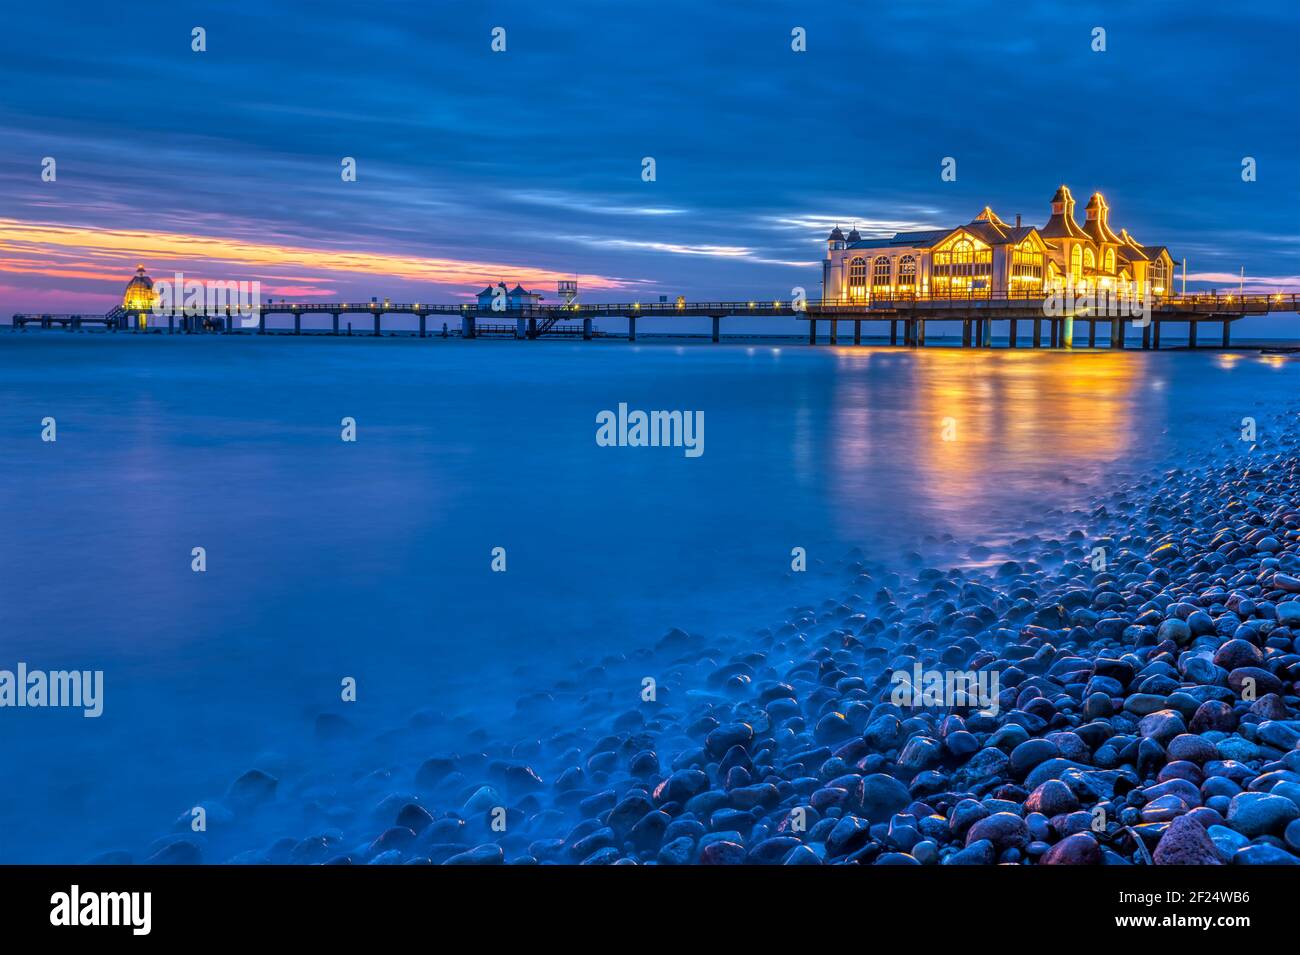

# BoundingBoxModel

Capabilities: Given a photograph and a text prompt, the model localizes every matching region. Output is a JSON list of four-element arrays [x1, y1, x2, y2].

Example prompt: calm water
[[0, 333, 1295, 862]]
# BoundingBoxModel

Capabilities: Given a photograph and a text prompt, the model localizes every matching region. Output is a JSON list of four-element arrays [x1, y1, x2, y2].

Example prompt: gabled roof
[[1116, 230, 1150, 262], [972, 206, 1010, 228], [849, 221, 1043, 252], [509, 284, 531, 295], [848, 229, 949, 250], [965, 222, 1040, 247], [1083, 193, 1122, 245], [1041, 184, 1089, 240]]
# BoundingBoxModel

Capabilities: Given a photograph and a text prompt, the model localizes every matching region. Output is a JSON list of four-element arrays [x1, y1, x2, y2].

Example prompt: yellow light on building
[[121, 264, 157, 311]]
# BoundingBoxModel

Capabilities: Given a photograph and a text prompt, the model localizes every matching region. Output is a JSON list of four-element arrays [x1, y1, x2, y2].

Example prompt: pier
[[10, 290, 1300, 349]]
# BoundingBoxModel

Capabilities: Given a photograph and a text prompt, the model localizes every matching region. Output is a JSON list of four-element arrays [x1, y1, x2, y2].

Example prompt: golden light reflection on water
[[821, 348, 1149, 541]]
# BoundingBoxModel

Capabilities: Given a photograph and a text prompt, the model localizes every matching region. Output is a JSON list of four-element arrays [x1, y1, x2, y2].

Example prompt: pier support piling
[[583, 318, 592, 340], [808, 318, 817, 345], [1110, 318, 1125, 348], [258, 312, 266, 335], [1188, 320, 1198, 349], [1089, 320, 1097, 347], [853, 319, 861, 345], [962, 320, 971, 348], [461, 315, 476, 339], [528, 317, 537, 339], [1222, 319, 1231, 348], [1061, 315, 1074, 349], [1032, 317, 1042, 348], [373, 313, 382, 337], [419, 314, 426, 338], [1153, 320, 1161, 349], [712, 315, 720, 343], [628, 315, 637, 342], [917, 320, 926, 347], [829, 319, 838, 345], [890, 320, 898, 346], [294, 313, 301, 335], [1141, 320, 1152, 349]]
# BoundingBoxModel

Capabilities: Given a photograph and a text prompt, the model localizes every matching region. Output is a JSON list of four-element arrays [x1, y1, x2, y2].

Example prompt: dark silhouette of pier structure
[[11, 290, 1300, 350]]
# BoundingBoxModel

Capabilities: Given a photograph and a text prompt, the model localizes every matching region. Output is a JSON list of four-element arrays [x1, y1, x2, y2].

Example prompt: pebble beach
[[125, 403, 1300, 866]]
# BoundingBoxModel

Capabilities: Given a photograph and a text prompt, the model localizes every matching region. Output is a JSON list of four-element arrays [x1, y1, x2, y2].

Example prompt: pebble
[[144, 444, 1300, 866]]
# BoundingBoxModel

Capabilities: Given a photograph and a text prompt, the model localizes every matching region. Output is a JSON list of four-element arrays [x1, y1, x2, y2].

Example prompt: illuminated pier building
[[822, 186, 1175, 302]]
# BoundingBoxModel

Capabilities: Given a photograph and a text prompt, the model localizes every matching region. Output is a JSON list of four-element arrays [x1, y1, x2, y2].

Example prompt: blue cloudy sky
[[0, 0, 1296, 313]]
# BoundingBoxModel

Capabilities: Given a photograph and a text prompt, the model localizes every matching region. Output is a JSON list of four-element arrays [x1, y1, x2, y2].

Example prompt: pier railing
[[11, 291, 1300, 330]]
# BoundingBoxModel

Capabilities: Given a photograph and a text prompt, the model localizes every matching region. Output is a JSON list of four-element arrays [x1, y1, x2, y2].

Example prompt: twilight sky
[[0, 0, 1297, 315]]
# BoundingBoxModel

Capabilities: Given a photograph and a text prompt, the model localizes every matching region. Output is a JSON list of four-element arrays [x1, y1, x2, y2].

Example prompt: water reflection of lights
[[827, 349, 1146, 534]]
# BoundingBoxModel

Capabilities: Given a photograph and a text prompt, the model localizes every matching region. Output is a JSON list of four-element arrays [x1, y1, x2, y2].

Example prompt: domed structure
[[122, 265, 156, 311]]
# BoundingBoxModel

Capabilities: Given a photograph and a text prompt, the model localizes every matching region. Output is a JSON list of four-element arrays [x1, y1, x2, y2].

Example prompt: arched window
[[1150, 258, 1167, 295], [872, 256, 892, 289], [1084, 247, 1096, 270], [1011, 241, 1044, 294], [1070, 245, 1082, 284], [933, 237, 991, 296], [847, 257, 867, 300], [897, 255, 917, 295], [1104, 248, 1116, 273]]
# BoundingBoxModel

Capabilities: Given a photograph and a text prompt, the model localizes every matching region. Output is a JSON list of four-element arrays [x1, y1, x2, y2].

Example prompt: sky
[[0, 0, 1297, 316]]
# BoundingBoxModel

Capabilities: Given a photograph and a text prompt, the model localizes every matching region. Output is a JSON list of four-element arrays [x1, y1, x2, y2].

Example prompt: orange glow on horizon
[[0, 217, 631, 300]]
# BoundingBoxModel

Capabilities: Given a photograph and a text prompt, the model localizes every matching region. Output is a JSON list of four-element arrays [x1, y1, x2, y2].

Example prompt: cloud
[[0, 218, 631, 305]]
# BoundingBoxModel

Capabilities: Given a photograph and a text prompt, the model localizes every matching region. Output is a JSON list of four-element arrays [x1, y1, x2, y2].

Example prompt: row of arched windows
[[846, 255, 917, 299], [844, 243, 1153, 298]]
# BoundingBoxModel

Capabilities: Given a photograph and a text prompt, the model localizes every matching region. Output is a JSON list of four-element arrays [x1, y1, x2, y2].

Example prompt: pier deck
[[10, 291, 1299, 350]]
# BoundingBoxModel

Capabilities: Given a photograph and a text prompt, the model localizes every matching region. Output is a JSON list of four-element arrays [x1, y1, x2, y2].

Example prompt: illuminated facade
[[122, 265, 156, 310], [121, 265, 157, 328], [823, 186, 1175, 302]]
